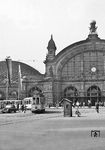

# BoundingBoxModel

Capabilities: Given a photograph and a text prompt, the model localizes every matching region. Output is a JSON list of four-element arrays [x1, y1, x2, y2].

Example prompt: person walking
[[88, 100, 91, 108], [76, 101, 79, 108], [21, 104, 24, 112], [75, 101, 81, 117], [17, 103, 19, 111], [24, 105, 27, 113], [95, 102, 99, 113]]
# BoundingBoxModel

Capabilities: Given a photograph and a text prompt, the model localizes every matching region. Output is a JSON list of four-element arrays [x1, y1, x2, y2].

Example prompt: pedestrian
[[24, 105, 27, 113], [17, 103, 19, 111], [21, 104, 24, 112], [75, 101, 81, 117], [83, 102, 85, 108], [88, 100, 91, 108], [95, 102, 99, 113], [76, 101, 79, 108]]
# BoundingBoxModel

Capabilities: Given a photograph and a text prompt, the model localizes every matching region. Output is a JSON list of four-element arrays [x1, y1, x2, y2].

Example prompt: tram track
[[0, 111, 63, 126], [1, 107, 105, 127]]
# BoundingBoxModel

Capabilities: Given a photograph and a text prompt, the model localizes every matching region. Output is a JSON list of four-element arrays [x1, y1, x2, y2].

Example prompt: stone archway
[[64, 86, 78, 103], [9, 90, 18, 100], [28, 86, 42, 97], [87, 85, 101, 106]]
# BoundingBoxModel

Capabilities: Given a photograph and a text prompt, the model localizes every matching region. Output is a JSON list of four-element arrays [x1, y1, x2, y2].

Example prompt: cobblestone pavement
[[0, 108, 63, 126], [0, 107, 105, 150], [0, 107, 105, 125]]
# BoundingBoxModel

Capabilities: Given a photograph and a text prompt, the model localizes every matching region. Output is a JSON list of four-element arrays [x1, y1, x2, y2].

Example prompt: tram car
[[23, 97, 33, 110], [31, 93, 45, 113]]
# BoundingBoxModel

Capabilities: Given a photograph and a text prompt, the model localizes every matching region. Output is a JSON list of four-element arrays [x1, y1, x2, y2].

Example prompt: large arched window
[[64, 86, 78, 102], [10, 91, 17, 99], [87, 85, 101, 105], [61, 52, 104, 80]]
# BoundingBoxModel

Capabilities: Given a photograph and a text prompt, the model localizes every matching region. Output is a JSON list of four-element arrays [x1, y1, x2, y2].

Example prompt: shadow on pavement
[[44, 109, 62, 114]]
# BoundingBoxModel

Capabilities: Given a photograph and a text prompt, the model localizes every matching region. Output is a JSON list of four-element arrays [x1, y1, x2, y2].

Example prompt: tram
[[0, 99, 22, 108], [31, 93, 45, 113], [23, 97, 33, 110]]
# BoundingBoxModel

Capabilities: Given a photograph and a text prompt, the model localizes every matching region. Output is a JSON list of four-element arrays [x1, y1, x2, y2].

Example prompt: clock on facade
[[91, 67, 96, 72]]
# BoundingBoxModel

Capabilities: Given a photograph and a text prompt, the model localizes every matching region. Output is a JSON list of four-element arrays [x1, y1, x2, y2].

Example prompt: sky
[[0, 0, 105, 73]]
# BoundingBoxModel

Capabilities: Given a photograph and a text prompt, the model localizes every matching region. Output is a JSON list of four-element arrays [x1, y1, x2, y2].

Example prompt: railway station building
[[0, 21, 105, 106]]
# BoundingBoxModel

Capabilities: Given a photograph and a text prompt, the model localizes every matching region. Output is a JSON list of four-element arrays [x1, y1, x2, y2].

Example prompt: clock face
[[91, 67, 96, 72]]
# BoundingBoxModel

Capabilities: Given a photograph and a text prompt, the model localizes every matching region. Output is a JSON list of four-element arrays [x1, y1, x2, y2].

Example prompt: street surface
[[0, 107, 105, 150]]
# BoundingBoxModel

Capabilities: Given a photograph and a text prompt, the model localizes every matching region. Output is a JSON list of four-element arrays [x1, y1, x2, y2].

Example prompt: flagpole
[[18, 64, 22, 100], [6, 72, 9, 100], [18, 64, 20, 100], [18, 83, 20, 100]]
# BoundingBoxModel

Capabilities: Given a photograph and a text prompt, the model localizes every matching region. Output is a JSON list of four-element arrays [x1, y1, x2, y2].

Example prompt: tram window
[[36, 97, 39, 105], [33, 97, 35, 104]]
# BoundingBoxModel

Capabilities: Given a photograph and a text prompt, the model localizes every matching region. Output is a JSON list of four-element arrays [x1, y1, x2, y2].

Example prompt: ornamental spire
[[47, 34, 57, 51]]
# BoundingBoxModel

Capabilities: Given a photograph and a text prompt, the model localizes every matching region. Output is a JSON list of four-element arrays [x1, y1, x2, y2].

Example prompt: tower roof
[[47, 35, 57, 50]]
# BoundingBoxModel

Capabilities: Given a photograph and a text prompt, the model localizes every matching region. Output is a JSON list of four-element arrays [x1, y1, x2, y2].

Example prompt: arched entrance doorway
[[9, 91, 18, 100], [87, 85, 101, 106], [64, 86, 78, 103]]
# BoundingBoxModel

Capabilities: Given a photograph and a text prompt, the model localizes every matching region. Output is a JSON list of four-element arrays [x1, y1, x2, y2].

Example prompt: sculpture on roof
[[89, 20, 97, 34]]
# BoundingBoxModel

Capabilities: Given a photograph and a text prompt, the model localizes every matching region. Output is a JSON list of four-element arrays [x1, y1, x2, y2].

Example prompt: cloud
[[0, 0, 105, 74], [66, 1, 87, 21], [0, 0, 44, 29]]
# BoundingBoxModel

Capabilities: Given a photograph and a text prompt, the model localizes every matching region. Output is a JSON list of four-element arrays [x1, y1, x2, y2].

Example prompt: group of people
[[0, 102, 27, 113], [15, 103, 27, 113], [12, 103, 27, 113], [74, 100, 100, 117], [87, 100, 100, 113], [21, 104, 27, 113]]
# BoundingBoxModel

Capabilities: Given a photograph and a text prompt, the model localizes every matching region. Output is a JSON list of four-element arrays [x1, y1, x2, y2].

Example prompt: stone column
[[103, 52, 105, 75]]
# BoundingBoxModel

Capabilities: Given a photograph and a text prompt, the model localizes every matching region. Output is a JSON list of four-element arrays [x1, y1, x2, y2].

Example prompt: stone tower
[[46, 34, 56, 61], [44, 35, 57, 77]]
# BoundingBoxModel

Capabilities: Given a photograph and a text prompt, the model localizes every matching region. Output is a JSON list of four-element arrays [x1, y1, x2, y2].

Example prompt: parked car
[[1, 104, 17, 113]]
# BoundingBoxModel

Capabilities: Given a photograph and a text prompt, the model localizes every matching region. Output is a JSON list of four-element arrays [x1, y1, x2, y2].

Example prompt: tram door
[[87, 86, 101, 106]]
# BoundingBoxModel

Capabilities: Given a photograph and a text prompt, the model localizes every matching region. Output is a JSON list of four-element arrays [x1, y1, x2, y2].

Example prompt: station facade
[[0, 21, 105, 106], [44, 21, 105, 106]]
